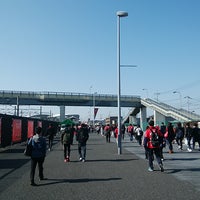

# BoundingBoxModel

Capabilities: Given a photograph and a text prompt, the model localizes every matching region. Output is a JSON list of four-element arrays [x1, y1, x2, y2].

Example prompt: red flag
[[94, 108, 98, 119]]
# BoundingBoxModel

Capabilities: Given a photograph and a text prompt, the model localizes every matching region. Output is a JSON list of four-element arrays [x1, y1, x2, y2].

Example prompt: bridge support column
[[154, 111, 166, 126], [60, 106, 65, 122], [140, 107, 147, 131], [129, 115, 137, 125]]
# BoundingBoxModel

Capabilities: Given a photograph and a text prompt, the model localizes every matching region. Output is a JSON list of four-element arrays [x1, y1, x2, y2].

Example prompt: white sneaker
[[148, 167, 154, 172], [187, 148, 192, 152], [79, 157, 82, 161]]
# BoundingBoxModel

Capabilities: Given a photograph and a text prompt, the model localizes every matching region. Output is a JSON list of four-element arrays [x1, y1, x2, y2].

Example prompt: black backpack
[[150, 129, 160, 147], [78, 128, 88, 143]]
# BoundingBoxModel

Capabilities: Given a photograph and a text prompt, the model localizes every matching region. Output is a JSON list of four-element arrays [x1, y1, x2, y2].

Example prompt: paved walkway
[[0, 133, 200, 200]]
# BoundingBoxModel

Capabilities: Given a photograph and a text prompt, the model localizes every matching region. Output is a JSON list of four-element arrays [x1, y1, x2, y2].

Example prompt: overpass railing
[[0, 90, 141, 106], [142, 98, 200, 121]]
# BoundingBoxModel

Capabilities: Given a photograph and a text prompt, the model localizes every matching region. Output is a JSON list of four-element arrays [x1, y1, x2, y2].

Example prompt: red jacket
[[144, 126, 163, 149], [114, 127, 118, 138], [104, 125, 111, 132]]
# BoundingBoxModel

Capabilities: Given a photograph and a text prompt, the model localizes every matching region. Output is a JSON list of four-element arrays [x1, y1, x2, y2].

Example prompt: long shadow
[[38, 177, 122, 186], [165, 157, 199, 161], [0, 158, 30, 180], [71, 158, 138, 163], [166, 167, 200, 174], [85, 143, 106, 146], [0, 148, 25, 154]]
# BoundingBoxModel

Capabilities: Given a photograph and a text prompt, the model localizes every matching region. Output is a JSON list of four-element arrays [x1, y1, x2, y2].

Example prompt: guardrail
[[0, 90, 141, 107], [0, 90, 140, 99], [141, 98, 200, 122]]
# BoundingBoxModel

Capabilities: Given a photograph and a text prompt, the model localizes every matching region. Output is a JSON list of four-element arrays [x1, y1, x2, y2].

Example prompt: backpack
[[63, 131, 71, 144], [104, 126, 110, 136], [128, 126, 134, 134], [137, 129, 143, 136], [150, 129, 160, 147], [78, 128, 88, 143], [176, 128, 183, 139]]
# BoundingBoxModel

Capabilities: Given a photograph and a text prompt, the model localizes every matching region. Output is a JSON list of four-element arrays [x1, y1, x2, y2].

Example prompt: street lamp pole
[[173, 91, 182, 109], [184, 96, 192, 112], [93, 92, 97, 131], [142, 88, 149, 98], [117, 11, 128, 155]]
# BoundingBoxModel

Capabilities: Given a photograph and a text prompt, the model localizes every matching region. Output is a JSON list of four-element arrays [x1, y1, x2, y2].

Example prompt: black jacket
[[76, 127, 89, 145]]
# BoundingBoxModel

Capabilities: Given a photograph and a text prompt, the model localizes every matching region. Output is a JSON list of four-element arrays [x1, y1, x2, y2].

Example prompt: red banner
[[27, 120, 34, 138], [12, 119, 22, 143], [94, 108, 98, 119]]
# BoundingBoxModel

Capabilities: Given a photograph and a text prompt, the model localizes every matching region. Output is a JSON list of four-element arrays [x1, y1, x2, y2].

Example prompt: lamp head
[[117, 11, 128, 17]]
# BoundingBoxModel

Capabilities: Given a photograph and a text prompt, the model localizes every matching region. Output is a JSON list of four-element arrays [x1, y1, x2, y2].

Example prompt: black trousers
[[30, 157, 45, 183], [48, 137, 54, 150], [63, 143, 71, 158], [106, 133, 111, 142], [148, 148, 162, 169]]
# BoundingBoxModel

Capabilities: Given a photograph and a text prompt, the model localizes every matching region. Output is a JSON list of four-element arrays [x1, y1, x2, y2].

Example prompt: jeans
[[78, 144, 86, 159], [176, 137, 183, 149], [187, 136, 192, 149]]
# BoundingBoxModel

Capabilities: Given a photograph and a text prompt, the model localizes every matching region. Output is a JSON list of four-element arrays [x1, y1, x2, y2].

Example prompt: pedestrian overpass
[[123, 98, 200, 130], [0, 90, 200, 129]]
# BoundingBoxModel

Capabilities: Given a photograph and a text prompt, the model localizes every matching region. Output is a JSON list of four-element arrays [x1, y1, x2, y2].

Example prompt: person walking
[[121, 124, 126, 140], [29, 126, 46, 186], [135, 125, 143, 146], [143, 120, 164, 172], [192, 123, 200, 150], [76, 123, 89, 162], [46, 123, 56, 151], [159, 123, 166, 160], [166, 122, 175, 153], [104, 124, 111, 143], [61, 125, 74, 162], [175, 122, 184, 150], [127, 124, 134, 141], [185, 122, 193, 152], [142, 126, 149, 159]]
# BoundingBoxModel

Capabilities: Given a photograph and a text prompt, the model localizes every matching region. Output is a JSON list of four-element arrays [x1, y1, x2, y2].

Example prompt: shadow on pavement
[[37, 177, 122, 186], [0, 159, 30, 180]]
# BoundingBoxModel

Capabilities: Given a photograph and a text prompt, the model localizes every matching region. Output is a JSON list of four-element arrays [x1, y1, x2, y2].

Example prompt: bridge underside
[[1, 91, 200, 128]]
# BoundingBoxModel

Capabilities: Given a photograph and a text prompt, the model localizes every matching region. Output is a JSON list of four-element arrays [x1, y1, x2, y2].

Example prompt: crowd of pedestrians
[[98, 120, 200, 172], [26, 122, 90, 186], [25, 120, 200, 186]]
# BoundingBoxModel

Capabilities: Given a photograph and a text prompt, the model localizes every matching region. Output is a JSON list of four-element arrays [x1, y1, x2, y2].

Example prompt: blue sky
[[1, 0, 200, 120]]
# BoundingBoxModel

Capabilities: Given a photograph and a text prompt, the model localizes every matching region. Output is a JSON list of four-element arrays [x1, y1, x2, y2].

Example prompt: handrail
[[142, 98, 200, 121], [0, 90, 140, 99]]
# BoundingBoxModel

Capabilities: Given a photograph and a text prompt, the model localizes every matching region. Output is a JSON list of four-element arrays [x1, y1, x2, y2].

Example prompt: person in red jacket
[[104, 124, 111, 143], [143, 120, 164, 172]]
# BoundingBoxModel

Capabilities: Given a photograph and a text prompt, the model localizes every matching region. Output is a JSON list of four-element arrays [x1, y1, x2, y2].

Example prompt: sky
[[1, 0, 200, 121]]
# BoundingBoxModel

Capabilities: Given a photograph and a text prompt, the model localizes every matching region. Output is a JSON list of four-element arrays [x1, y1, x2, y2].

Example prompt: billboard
[[27, 120, 34, 138], [12, 119, 22, 143]]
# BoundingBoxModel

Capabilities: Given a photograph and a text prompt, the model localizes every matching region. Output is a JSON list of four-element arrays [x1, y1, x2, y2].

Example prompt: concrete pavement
[[0, 133, 200, 200]]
